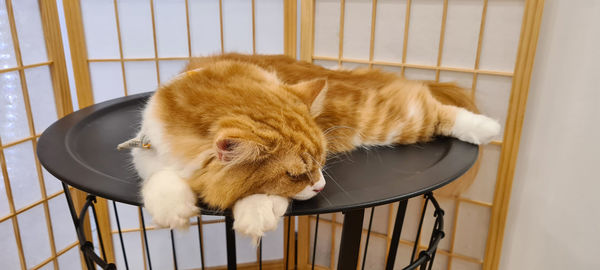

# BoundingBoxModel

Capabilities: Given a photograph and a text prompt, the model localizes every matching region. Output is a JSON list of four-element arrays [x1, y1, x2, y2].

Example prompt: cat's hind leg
[[142, 169, 199, 229], [438, 105, 501, 145]]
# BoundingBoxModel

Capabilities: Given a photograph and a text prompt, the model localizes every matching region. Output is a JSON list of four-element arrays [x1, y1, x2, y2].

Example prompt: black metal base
[[63, 184, 445, 270]]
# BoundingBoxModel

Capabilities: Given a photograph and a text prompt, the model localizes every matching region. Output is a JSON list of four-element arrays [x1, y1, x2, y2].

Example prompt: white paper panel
[[235, 230, 257, 264], [109, 201, 140, 230], [125, 61, 158, 95], [363, 205, 389, 235], [475, 74, 512, 140], [390, 242, 412, 269], [89, 62, 125, 103], [118, 0, 155, 58], [478, 0, 524, 71], [12, 0, 47, 65], [0, 220, 22, 270], [49, 194, 77, 251], [4, 141, 41, 210], [36, 262, 53, 270], [18, 205, 51, 267], [463, 144, 501, 203], [112, 232, 145, 270], [454, 203, 490, 259], [439, 70, 475, 90], [57, 246, 82, 270], [255, 0, 284, 54], [25, 66, 58, 134], [341, 61, 368, 70], [189, 0, 222, 55], [313, 59, 338, 70], [441, 0, 484, 68], [405, 0, 443, 65], [0, 71, 29, 143], [419, 197, 455, 251], [146, 229, 175, 269], [333, 225, 341, 268], [342, 0, 372, 60], [310, 217, 332, 267], [222, 0, 253, 53], [400, 198, 424, 242], [42, 167, 62, 195], [314, 0, 341, 57], [0, 173, 9, 217], [451, 257, 482, 270], [403, 68, 436, 81], [372, 0, 407, 62], [154, 0, 189, 57], [203, 223, 228, 267], [261, 219, 284, 260], [173, 224, 203, 269], [81, 0, 120, 59], [159, 60, 187, 83], [374, 64, 402, 75], [0, 0, 17, 69], [430, 253, 450, 270], [358, 235, 386, 270]]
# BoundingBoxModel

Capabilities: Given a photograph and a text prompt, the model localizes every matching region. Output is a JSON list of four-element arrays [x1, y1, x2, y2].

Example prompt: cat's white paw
[[142, 169, 199, 230], [233, 194, 289, 244], [452, 109, 501, 145]]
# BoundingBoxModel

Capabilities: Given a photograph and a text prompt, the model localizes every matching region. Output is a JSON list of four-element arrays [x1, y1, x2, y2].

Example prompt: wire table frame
[[37, 93, 478, 270]]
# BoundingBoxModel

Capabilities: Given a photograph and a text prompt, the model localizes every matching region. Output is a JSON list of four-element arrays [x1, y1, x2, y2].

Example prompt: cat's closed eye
[[286, 171, 306, 180]]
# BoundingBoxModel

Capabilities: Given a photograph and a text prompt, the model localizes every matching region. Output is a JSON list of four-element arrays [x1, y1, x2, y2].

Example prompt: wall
[[500, 0, 600, 269]]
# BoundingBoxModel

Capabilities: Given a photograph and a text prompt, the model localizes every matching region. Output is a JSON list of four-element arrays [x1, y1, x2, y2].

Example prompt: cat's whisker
[[322, 169, 352, 198]]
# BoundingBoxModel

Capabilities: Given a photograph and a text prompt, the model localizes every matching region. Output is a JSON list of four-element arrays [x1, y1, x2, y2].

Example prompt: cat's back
[[187, 53, 398, 90]]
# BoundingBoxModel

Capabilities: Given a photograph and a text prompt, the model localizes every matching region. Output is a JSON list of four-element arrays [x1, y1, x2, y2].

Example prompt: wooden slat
[[337, 0, 346, 67], [112, 0, 129, 96], [284, 0, 298, 58], [484, 1, 545, 269], [311, 55, 514, 76], [284, 217, 296, 270], [435, 0, 449, 81], [299, 0, 314, 62], [63, 0, 93, 109], [149, 0, 161, 84], [400, 0, 412, 76], [296, 216, 310, 270], [471, 0, 490, 98]]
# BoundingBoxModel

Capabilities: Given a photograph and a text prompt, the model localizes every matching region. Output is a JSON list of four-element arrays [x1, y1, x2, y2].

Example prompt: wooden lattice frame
[[296, 0, 544, 269], [61, 0, 299, 268], [0, 0, 542, 269]]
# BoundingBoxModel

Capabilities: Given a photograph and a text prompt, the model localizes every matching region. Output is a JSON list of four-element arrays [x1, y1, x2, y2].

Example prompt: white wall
[[500, 1, 600, 269]]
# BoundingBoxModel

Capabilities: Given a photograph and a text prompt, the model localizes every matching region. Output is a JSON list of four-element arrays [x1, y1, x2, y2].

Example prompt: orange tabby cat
[[127, 53, 499, 241]]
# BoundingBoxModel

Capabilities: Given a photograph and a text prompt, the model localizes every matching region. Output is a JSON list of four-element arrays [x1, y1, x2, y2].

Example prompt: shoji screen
[[63, 0, 294, 269], [297, 0, 543, 269], [0, 0, 75, 269]]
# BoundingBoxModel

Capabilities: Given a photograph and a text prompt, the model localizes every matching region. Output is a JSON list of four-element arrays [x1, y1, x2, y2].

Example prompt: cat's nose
[[313, 187, 324, 193]]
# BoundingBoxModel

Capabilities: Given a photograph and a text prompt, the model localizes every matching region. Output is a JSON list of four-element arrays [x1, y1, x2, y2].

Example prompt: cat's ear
[[289, 79, 328, 116], [215, 137, 264, 164]]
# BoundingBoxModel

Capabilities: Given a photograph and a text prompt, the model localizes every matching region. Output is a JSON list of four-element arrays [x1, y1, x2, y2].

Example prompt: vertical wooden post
[[484, 0, 545, 269], [61, 0, 117, 265], [299, 0, 314, 62], [284, 0, 297, 58]]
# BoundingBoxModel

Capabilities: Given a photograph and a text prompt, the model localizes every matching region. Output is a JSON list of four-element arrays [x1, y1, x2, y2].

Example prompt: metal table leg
[[225, 215, 237, 270], [337, 208, 365, 270]]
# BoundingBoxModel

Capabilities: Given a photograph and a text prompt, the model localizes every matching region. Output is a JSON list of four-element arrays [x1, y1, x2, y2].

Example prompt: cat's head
[[170, 62, 329, 209]]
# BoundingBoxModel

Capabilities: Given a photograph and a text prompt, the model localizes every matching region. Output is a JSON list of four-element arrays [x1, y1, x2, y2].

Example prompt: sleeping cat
[[124, 53, 500, 242]]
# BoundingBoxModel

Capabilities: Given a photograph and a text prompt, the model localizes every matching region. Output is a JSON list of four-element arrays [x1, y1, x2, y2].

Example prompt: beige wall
[[501, 0, 600, 269]]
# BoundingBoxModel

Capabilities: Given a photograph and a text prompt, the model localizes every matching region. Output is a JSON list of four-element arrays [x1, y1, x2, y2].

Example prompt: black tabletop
[[37, 92, 478, 216]]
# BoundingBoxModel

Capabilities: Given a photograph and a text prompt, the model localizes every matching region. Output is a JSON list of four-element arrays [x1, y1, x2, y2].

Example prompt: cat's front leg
[[142, 169, 200, 229], [233, 194, 289, 244]]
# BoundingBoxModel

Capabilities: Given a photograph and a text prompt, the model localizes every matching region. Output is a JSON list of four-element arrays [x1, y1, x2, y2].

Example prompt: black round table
[[37, 92, 478, 270]]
